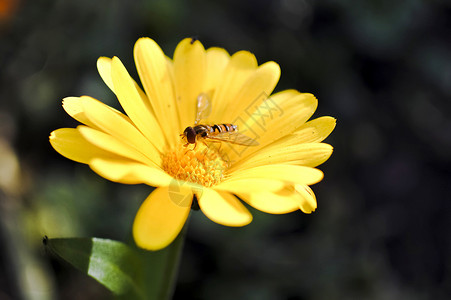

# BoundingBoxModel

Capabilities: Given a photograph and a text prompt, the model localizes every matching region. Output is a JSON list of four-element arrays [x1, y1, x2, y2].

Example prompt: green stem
[[159, 221, 188, 300], [139, 218, 189, 300]]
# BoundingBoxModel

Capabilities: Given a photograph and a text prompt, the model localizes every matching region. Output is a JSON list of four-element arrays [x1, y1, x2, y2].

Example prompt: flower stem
[[158, 221, 188, 300], [139, 218, 189, 300]]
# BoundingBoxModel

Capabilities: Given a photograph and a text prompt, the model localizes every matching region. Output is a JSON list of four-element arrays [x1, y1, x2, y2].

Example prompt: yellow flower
[[49, 37, 335, 250]]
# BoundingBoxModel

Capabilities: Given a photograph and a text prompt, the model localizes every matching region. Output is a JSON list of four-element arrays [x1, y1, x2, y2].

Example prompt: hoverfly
[[181, 93, 259, 148]]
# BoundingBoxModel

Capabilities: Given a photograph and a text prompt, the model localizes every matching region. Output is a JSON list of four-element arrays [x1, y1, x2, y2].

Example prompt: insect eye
[[184, 127, 196, 144]]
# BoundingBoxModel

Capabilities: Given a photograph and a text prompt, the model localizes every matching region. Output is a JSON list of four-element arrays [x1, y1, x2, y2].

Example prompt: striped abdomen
[[208, 124, 238, 135]]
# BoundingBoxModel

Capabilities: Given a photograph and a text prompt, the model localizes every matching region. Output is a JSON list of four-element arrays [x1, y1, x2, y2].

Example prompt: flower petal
[[97, 56, 114, 93], [62, 97, 101, 130], [295, 184, 317, 213], [97, 57, 151, 108], [111, 56, 166, 150], [79, 96, 162, 165], [173, 38, 206, 129], [49, 128, 120, 164], [203, 47, 230, 98], [133, 186, 192, 250], [294, 116, 337, 143], [89, 158, 172, 187], [221, 61, 281, 122], [250, 91, 318, 143], [214, 178, 285, 194], [225, 90, 318, 163], [229, 164, 324, 186], [77, 125, 158, 167], [197, 189, 252, 227], [210, 51, 257, 122], [238, 188, 301, 214], [230, 143, 333, 171], [134, 38, 179, 146], [243, 116, 336, 153]]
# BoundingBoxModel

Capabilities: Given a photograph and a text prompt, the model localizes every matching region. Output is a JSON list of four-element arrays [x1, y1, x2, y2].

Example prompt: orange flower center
[[162, 143, 228, 187]]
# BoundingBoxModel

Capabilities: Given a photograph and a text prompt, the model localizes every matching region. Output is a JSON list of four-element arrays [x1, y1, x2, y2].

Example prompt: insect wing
[[207, 131, 259, 146], [195, 93, 212, 125]]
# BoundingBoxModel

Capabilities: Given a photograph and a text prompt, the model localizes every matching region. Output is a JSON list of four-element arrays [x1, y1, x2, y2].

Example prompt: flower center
[[162, 143, 228, 187]]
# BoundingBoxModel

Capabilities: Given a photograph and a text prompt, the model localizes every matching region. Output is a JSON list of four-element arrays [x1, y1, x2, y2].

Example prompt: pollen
[[162, 143, 228, 187]]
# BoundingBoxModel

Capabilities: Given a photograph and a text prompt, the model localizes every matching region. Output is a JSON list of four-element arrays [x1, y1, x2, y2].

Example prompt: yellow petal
[[230, 117, 336, 169], [133, 187, 192, 250], [246, 91, 318, 145], [294, 116, 337, 143], [97, 56, 155, 117], [238, 188, 301, 214], [295, 184, 317, 213], [210, 50, 257, 122], [225, 90, 318, 163], [89, 158, 172, 187], [247, 116, 336, 151], [134, 38, 179, 146], [62, 97, 101, 129], [49, 128, 120, 164], [221, 61, 281, 122], [214, 178, 285, 194], [229, 164, 324, 185], [165, 57, 175, 90], [197, 188, 252, 227], [111, 56, 166, 149], [97, 57, 114, 92], [230, 143, 333, 171], [79, 96, 162, 165], [248, 91, 317, 140], [77, 126, 158, 167], [203, 47, 230, 99], [173, 38, 206, 129]]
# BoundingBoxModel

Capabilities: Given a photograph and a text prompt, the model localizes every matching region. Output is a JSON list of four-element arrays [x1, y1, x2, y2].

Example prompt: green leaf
[[43, 221, 189, 299], [43, 236, 143, 298]]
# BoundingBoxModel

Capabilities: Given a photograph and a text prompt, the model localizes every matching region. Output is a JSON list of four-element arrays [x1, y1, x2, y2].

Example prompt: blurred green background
[[1, 0, 451, 299]]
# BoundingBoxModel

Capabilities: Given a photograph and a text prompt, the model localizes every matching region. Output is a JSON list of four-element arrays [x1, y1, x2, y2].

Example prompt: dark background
[[1, 0, 451, 299]]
